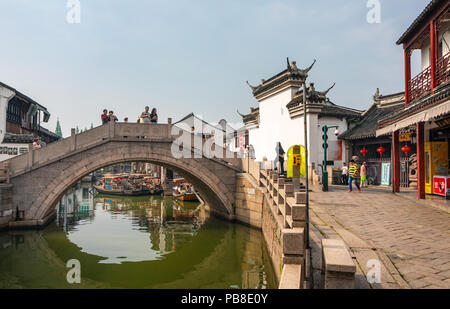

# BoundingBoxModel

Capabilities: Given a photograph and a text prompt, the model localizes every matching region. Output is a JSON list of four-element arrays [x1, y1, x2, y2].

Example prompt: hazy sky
[[0, 0, 428, 137]]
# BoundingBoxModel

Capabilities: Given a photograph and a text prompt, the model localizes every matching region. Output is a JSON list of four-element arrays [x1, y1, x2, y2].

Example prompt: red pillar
[[416, 122, 425, 199], [392, 131, 400, 193], [404, 48, 411, 107], [430, 20, 437, 93]]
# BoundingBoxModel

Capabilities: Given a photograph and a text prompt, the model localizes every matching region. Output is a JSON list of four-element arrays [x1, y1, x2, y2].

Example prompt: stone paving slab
[[309, 184, 450, 289]]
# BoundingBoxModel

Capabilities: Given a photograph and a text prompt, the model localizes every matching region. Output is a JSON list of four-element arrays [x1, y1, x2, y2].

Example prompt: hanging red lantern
[[360, 148, 368, 158], [377, 147, 386, 158], [401, 145, 411, 157]]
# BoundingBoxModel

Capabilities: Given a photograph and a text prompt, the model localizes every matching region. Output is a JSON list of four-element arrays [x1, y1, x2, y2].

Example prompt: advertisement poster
[[433, 176, 447, 197], [381, 163, 391, 186]]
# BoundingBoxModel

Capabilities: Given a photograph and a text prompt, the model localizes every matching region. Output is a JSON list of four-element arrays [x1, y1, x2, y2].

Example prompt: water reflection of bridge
[[57, 180, 209, 256], [0, 215, 276, 288]]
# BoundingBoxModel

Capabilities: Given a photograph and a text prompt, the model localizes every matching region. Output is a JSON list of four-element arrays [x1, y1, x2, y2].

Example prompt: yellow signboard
[[399, 133, 411, 142], [287, 145, 306, 178]]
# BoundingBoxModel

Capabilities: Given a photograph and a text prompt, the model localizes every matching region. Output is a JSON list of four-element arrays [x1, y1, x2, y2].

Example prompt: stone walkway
[[308, 185, 450, 289]]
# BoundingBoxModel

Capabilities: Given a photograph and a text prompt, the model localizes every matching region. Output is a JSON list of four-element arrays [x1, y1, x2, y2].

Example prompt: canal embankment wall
[[235, 173, 283, 282], [0, 184, 13, 230]]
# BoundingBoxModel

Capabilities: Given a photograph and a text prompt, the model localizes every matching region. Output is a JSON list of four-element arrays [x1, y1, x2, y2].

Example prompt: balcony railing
[[407, 51, 450, 103], [436, 51, 450, 86], [408, 66, 431, 103]]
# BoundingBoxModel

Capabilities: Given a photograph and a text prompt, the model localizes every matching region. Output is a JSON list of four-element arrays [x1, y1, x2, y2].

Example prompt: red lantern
[[401, 145, 411, 157], [360, 148, 368, 158], [377, 147, 386, 158]]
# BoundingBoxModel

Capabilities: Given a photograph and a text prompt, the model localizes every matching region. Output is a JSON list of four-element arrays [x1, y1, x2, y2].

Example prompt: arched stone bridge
[[4, 121, 243, 228]]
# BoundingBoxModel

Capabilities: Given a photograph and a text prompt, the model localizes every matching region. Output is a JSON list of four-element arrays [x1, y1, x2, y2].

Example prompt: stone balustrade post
[[167, 119, 172, 139], [108, 120, 115, 138], [70, 128, 76, 152], [282, 227, 306, 286], [27, 148, 34, 169], [291, 192, 307, 229], [285, 183, 294, 198]]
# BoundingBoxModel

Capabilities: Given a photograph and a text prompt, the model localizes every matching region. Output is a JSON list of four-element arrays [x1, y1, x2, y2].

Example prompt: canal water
[[0, 181, 276, 289]]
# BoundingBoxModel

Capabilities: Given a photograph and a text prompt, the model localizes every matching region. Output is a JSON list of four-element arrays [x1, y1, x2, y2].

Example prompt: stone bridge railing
[[6, 121, 242, 178], [242, 157, 307, 289]]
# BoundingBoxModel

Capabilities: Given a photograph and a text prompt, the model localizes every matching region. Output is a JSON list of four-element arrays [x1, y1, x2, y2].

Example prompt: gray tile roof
[[340, 103, 404, 140], [319, 103, 363, 118], [2, 133, 34, 144], [396, 0, 443, 45]]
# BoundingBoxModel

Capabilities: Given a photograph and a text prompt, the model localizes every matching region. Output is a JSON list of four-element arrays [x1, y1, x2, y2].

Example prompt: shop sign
[[399, 133, 411, 142]]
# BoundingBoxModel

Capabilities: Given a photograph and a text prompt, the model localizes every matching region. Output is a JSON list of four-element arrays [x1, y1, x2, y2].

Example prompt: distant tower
[[55, 118, 63, 137]]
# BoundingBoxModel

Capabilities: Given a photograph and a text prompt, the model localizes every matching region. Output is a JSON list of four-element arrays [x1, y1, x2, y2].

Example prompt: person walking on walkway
[[348, 159, 361, 193], [360, 162, 368, 188], [274, 142, 285, 176], [341, 162, 348, 185]]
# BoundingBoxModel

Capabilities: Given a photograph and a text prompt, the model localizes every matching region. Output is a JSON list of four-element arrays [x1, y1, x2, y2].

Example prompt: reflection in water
[[0, 181, 276, 289]]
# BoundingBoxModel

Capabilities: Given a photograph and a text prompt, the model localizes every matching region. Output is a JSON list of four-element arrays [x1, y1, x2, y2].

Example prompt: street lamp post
[[321, 125, 339, 192], [288, 57, 315, 249], [302, 80, 309, 249]]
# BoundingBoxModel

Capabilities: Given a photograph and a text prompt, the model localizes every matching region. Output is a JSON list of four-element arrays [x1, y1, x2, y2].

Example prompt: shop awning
[[376, 101, 450, 136]]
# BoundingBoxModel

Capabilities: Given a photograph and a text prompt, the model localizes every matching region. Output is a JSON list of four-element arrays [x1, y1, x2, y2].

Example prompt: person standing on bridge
[[140, 106, 151, 123], [101, 109, 109, 124], [108, 111, 118, 122], [150, 108, 158, 123], [32, 138, 41, 150]]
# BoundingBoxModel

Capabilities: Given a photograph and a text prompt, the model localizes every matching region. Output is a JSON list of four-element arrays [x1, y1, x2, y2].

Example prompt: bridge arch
[[10, 140, 238, 226]]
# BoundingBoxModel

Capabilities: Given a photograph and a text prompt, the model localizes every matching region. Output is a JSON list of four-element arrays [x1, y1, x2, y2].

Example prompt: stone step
[[279, 264, 303, 289]]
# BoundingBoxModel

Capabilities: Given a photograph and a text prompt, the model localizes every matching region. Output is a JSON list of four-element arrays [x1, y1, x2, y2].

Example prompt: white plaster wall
[[421, 41, 431, 71], [442, 29, 450, 55], [251, 88, 304, 162], [247, 88, 349, 172], [317, 116, 348, 168], [421, 29, 450, 71]]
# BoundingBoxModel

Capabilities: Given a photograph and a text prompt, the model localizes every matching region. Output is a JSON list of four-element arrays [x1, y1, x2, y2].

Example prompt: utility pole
[[302, 80, 310, 249]]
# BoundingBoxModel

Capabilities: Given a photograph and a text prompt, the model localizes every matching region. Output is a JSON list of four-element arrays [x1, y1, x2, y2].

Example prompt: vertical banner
[[381, 162, 391, 186], [239, 133, 244, 151]]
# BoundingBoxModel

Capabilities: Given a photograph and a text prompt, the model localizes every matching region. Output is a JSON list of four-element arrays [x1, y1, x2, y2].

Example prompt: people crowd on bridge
[[100, 107, 158, 125]]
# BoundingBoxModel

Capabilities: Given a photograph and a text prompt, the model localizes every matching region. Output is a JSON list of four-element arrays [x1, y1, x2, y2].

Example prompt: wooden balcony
[[407, 51, 450, 103], [436, 51, 450, 86]]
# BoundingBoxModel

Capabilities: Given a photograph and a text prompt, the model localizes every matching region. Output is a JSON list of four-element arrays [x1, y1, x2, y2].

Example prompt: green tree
[[76, 126, 79, 134], [55, 118, 63, 137], [90, 123, 94, 130]]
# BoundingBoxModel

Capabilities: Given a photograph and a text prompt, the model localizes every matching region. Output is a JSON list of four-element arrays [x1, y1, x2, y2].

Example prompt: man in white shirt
[[341, 162, 348, 185]]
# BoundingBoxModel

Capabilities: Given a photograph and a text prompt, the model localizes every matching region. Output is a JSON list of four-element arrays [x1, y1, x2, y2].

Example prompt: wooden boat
[[173, 192, 199, 201], [94, 173, 163, 196], [94, 185, 152, 196]]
